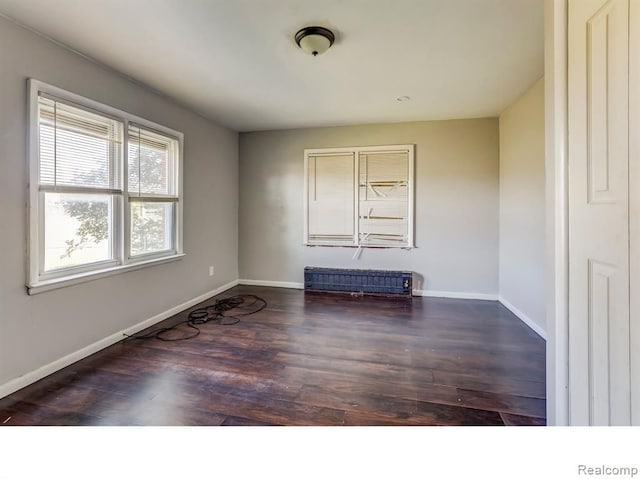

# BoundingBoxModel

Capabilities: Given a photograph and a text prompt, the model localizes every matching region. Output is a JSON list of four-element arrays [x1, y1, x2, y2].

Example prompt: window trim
[[27, 79, 184, 295], [303, 144, 415, 249]]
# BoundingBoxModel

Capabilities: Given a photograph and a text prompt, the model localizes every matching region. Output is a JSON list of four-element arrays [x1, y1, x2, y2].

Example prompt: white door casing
[[568, 0, 630, 425], [544, 0, 570, 426], [629, 0, 640, 426]]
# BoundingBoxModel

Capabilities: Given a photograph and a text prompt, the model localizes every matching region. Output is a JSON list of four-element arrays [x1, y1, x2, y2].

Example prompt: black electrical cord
[[123, 294, 267, 342]]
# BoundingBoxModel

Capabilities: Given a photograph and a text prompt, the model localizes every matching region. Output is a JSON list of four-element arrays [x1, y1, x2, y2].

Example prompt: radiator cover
[[304, 267, 412, 297]]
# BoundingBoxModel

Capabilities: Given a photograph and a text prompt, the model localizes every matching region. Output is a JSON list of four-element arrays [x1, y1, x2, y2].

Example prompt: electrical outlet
[[209, 266, 215, 277]]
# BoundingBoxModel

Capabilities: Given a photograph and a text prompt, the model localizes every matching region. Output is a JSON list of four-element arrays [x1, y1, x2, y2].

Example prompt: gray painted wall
[[0, 17, 239, 387], [499, 78, 546, 332], [239, 119, 499, 295]]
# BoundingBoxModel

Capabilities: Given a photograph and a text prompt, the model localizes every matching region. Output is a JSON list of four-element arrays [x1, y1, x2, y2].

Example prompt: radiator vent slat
[[304, 267, 412, 297]]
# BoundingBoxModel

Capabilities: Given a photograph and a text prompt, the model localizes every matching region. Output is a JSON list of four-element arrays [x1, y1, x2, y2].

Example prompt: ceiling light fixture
[[397, 96, 411, 102], [295, 26, 335, 56]]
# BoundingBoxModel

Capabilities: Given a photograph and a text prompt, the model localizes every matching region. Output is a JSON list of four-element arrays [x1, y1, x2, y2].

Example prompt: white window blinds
[[38, 94, 123, 192], [128, 124, 178, 198], [304, 145, 414, 248], [307, 152, 355, 245], [358, 150, 410, 246]]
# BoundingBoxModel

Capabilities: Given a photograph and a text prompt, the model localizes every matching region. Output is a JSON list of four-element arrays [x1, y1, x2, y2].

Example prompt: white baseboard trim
[[412, 289, 498, 301], [498, 296, 547, 340], [0, 279, 239, 400], [238, 281, 498, 301], [239, 279, 304, 289]]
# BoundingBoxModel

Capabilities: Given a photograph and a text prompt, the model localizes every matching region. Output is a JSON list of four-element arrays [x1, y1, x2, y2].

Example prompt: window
[[127, 125, 179, 257], [304, 145, 414, 248], [28, 80, 183, 294]]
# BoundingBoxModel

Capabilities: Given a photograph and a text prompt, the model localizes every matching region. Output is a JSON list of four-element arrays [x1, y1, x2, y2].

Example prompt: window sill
[[304, 243, 415, 249], [26, 253, 186, 295]]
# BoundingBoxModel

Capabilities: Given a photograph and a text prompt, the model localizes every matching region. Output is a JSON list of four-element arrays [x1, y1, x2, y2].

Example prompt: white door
[[568, 0, 631, 425]]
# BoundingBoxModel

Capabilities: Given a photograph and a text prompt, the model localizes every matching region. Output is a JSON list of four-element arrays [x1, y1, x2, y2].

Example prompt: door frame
[[630, 0, 640, 426], [545, 0, 570, 426]]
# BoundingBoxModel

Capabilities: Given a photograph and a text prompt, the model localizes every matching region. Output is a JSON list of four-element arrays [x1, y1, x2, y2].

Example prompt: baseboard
[[239, 279, 304, 289], [0, 279, 240, 400], [498, 296, 547, 340], [238, 281, 497, 301], [412, 289, 499, 301]]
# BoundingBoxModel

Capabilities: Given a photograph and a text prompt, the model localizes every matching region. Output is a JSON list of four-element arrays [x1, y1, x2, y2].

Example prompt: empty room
[[0, 0, 638, 447]]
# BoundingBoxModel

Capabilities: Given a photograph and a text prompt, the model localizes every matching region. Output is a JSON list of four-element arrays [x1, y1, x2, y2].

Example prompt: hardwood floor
[[0, 285, 546, 426]]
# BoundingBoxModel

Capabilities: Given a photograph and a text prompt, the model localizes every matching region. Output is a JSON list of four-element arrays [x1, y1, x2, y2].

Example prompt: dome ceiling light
[[295, 26, 335, 56]]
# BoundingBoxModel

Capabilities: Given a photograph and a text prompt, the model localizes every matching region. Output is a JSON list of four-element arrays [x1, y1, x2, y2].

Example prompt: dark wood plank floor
[[0, 285, 546, 426]]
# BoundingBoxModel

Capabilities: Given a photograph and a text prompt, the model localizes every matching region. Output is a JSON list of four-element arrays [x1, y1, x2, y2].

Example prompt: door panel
[[568, 0, 630, 425]]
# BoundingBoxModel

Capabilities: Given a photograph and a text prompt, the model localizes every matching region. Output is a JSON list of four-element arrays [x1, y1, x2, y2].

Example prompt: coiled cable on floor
[[123, 294, 267, 342]]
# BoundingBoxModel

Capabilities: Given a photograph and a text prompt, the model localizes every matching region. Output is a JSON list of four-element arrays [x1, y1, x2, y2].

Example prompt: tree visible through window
[[60, 198, 109, 259], [58, 141, 173, 259]]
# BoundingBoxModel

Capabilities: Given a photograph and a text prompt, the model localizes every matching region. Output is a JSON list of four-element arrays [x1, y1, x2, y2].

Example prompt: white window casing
[[304, 145, 415, 249], [27, 79, 184, 294]]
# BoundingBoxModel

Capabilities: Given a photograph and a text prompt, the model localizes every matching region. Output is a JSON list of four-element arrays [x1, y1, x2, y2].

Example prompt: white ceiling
[[0, 0, 544, 132]]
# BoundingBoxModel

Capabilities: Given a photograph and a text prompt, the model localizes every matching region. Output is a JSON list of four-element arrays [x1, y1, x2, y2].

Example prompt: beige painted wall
[[239, 119, 499, 296], [0, 17, 239, 387], [499, 78, 546, 332]]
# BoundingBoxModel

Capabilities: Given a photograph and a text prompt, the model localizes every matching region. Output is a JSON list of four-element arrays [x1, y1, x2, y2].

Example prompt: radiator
[[303, 267, 412, 297]]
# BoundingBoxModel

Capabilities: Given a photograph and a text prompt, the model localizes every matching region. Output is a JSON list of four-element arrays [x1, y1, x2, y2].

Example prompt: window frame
[[126, 123, 180, 261], [303, 144, 415, 249], [27, 79, 184, 295]]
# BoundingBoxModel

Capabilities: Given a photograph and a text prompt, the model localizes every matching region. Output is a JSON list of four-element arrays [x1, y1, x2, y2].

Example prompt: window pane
[[130, 202, 173, 256], [44, 193, 114, 271], [128, 126, 177, 196], [38, 96, 122, 189]]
